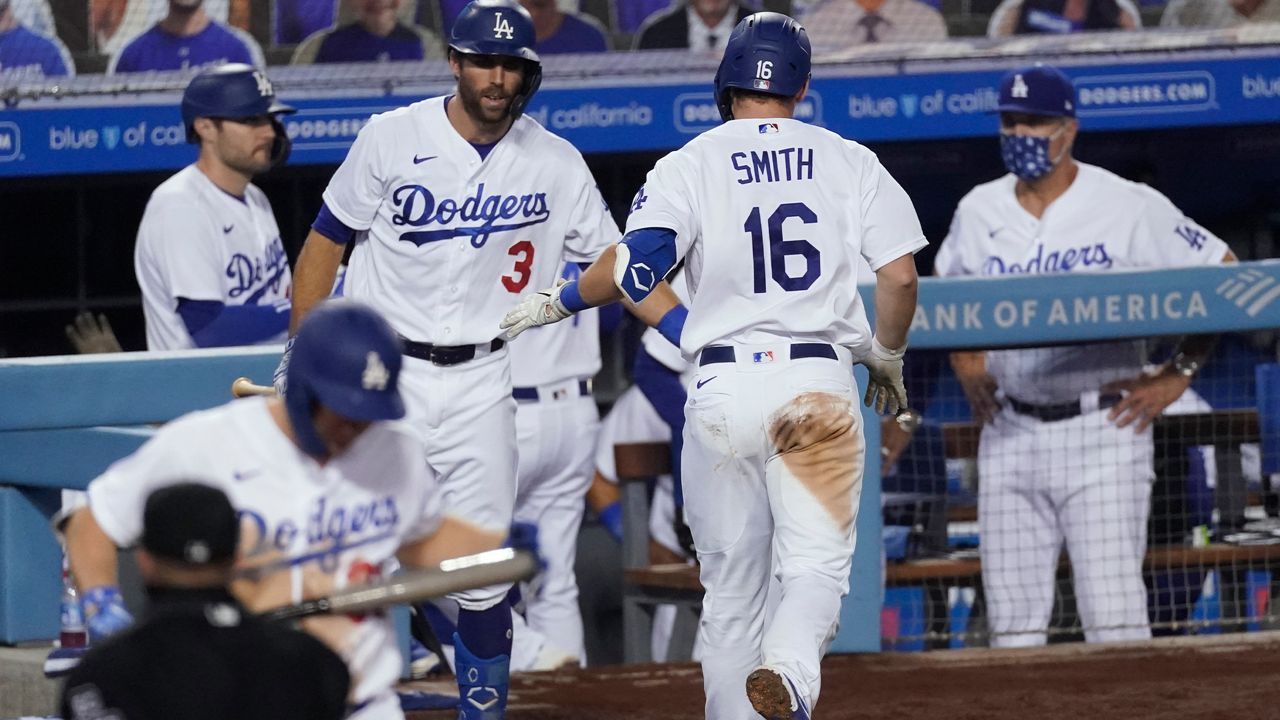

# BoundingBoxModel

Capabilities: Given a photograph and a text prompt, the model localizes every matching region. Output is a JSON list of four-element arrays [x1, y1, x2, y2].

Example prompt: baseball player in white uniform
[[61, 301, 520, 720], [280, 3, 616, 715], [501, 13, 924, 719], [135, 63, 294, 351], [934, 64, 1236, 648]]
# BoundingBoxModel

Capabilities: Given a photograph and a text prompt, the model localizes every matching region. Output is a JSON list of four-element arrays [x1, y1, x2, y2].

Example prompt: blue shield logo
[[101, 126, 120, 150]]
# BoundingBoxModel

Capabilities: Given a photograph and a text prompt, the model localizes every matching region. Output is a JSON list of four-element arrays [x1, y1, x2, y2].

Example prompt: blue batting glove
[[273, 336, 294, 396], [82, 586, 133, 642], [504, 521, 546, 572], [598, 501, 623, 544]]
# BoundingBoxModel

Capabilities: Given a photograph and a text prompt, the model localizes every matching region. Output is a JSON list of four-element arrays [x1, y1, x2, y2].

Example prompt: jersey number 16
[[746, 202, 821, 293]]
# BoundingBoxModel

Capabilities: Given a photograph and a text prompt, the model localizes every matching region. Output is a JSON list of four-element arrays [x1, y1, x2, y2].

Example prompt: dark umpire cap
[[995, 64, 1076, 118], [142, 483, 239, 566]]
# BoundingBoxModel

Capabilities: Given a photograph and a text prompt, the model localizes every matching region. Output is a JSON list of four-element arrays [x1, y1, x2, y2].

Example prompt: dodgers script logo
[[226, 236, 289, 303], [239, 495, 401, 573], [391, 182, 550, 248], [983, 242, 1113, 275]]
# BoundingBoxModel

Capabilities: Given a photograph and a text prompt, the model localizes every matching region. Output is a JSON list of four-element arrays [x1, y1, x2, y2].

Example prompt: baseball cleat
[[746, 666, 809, 720]]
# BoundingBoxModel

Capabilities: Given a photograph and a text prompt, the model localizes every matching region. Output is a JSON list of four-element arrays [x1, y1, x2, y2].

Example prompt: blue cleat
[[745, 666, 809, 720]]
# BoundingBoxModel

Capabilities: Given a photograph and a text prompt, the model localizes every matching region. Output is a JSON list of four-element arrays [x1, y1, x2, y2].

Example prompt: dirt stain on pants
[[767, 392, 863, 534]]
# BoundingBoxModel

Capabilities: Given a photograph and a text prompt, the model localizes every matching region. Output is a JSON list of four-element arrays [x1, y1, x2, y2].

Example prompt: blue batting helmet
[[181, 63, 296, 164], [713, 12, 811, 122], [448, 0, 542, 117], [285, 301, 405, 459]]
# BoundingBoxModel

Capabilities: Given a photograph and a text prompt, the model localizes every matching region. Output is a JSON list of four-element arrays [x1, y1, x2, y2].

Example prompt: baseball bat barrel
[[231, 377, 276, 398], [260, 548, 539, 622]]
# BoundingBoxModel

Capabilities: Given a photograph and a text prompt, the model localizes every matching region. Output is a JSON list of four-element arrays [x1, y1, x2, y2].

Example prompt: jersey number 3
[[503, 240, 534, 293], [746, 203, 821, 293]]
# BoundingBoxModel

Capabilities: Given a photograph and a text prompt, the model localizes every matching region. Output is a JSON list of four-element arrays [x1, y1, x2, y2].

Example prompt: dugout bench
[[616, 407, 1280, 660]]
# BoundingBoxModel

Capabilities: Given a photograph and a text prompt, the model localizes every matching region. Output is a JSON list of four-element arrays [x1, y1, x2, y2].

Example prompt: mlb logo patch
[[753, 79, 771, 91], [758, 122, 780, 134], [752, 351, 775, 364]]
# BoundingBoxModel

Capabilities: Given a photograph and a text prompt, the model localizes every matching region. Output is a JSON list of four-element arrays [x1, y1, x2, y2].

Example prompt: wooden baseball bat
[[259, 548, 539, 622], [232, 376, 276, 398]]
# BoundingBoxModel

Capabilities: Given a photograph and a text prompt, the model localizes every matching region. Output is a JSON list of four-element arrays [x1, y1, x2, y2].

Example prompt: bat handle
[[231, 377, 276, 398]]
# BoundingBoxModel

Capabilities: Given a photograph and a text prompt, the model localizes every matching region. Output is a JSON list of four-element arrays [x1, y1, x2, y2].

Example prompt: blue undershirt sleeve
[[177, 298, 290, 348], [312, 202, 358, 245]]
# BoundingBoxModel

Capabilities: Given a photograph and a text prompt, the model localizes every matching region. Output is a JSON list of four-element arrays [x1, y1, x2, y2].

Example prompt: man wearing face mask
[[933, 64, 1237, 648]]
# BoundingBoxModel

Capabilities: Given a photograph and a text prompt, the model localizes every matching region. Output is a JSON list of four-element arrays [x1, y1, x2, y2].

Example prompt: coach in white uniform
[[934, 64, 1236, 648], [135, 63, 294, 351], [502, 13, 923, 719], [63, 302, 512, 720], [280, 3, 616, 715]]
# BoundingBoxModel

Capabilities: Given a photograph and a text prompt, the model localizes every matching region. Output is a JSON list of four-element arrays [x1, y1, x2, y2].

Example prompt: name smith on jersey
[[731, 147, 814, 185]]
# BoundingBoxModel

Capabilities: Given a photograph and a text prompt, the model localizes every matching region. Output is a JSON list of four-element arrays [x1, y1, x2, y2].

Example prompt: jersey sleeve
[[623, 151, 699, 260], [86, 424, 207, 547], [1129, 186, 1230, 268], [859, 157, 928, 271], [137, 194, 227, 305], [321, 121, 388, 231], [562, 161, 621, 263]]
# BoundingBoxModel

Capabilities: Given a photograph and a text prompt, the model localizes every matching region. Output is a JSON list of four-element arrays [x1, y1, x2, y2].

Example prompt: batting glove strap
[[870, 336, 906, 362], [82, 585, 133, 642]]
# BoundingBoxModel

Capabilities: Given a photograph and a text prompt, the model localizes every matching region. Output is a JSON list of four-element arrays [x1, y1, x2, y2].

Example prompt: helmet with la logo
[[448, 0, 542, 117], [180, 62, 296, 165], [284, 300, 405, 458]]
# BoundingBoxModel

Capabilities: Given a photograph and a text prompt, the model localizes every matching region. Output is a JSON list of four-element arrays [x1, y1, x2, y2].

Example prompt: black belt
[[401, 337, 504, 366], [513, 379, 592, 402], [1006, 393, 1123, 422], [698, 343, 838, 366]]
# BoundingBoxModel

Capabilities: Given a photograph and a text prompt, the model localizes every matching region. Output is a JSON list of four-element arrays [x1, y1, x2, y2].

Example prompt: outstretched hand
[[499, 281, 573, 340]]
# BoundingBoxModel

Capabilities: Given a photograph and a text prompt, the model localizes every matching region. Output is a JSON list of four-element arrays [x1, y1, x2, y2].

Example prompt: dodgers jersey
[[86, 398, 441, 712], [934, 162, 1230, 404], [323, 96, 618, 346], [509, 261, 602, 386], [625, 117, 927, 357], [135, 165, 292, 350]]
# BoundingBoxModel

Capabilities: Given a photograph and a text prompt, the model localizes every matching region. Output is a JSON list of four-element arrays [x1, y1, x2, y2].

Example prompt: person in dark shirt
[[0, 0, 74, 76], [108, 0, 264, 74], [292, 0, 444, 64], [59, 483, 350, 720], [517, 0, 609, 54], [632, 0, 754, 51]]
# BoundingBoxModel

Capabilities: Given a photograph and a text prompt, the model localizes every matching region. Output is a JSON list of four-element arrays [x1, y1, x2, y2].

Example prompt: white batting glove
[[500, 280, 574, 340], [859, 337, 908, 416]]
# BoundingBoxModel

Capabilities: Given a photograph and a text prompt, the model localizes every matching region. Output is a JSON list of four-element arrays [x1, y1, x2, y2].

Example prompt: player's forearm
[[949, 350, 987, 377], [872, 254, 918, 350], [630, 282, 680, 328], [576, 245, 626, 307], [288, 230, 346, 334], [397, 517, 504, 569], [64, 509, 119, 592]]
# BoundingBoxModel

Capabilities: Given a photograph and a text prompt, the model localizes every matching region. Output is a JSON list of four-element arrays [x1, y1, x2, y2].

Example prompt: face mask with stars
[[999, 124, 1067, 181]]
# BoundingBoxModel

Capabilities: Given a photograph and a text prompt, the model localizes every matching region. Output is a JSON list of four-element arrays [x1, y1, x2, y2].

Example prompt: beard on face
[[457, 74, 515, 126]]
